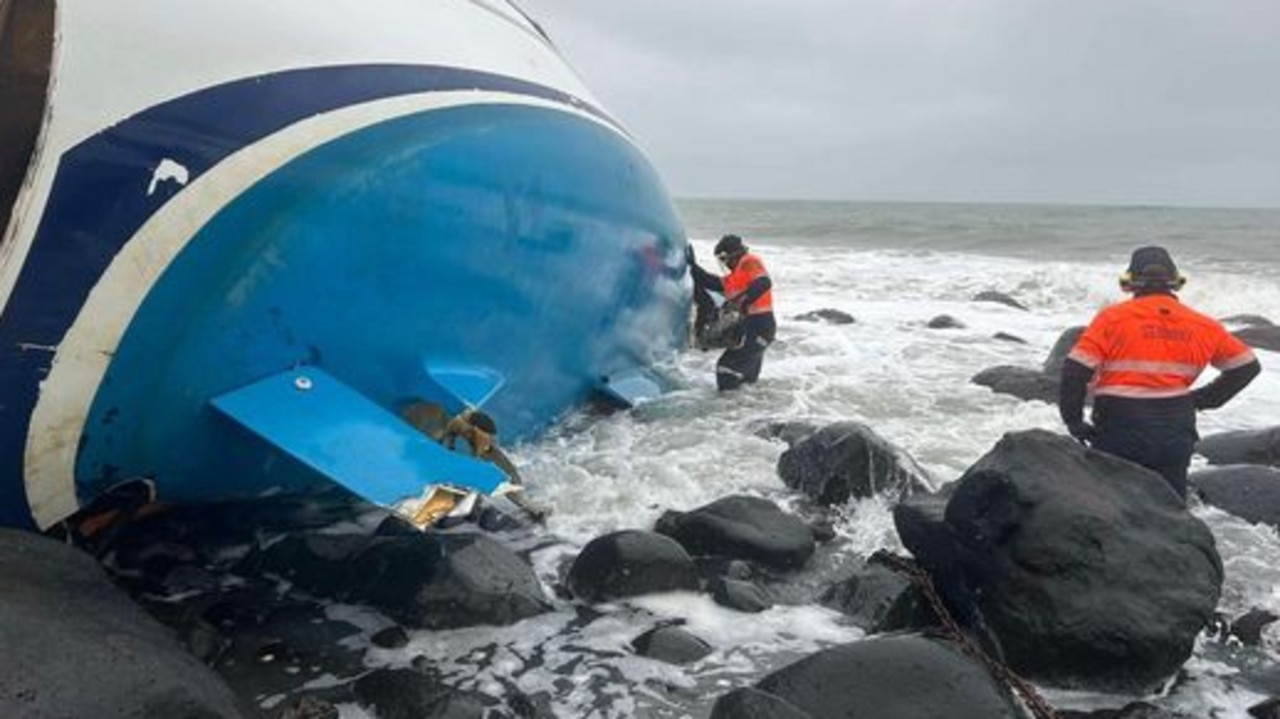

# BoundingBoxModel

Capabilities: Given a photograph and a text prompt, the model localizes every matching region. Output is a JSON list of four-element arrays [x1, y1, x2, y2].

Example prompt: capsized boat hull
[[0, 4, 689, 529]]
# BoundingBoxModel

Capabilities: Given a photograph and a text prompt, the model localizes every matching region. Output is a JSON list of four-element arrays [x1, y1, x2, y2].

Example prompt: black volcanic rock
[[777, 421, 930, 506], [567, 530, 699, 602], [793, 308, 855, 324], [973, 290, 1028, 311], [710, 687, 812, 718], [1235, 325, 1280, 352], [749, 634, 1023, 718], [971, 326, 1085, 404], [0, 529, 246, 719], [1198, 427, 1280, 467], [971, 365, 1061, 403], [927, 313, 966, 329], [818, 551, 937, 633], [655, 495, 816, 570], [895, 429, 1222, 692], [631, 625, 713, 665], [243, 530, 552, 629], [1191, 465, 1280, 529]]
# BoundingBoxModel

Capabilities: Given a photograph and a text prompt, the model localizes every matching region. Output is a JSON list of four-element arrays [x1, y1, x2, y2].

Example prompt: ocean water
[[340, 200, 1280, 718]]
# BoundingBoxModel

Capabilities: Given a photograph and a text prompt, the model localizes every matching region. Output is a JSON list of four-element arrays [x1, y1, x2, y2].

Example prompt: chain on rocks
[[878, 552, 1061, 719]]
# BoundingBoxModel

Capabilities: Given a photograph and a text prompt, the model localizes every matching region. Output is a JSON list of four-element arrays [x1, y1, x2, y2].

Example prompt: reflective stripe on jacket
[[1068, 294, 1255, 399], [723, 252, 773, 315]]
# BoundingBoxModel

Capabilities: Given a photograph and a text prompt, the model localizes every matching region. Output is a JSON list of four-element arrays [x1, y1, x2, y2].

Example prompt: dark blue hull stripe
[[0, 64, 614, 528]]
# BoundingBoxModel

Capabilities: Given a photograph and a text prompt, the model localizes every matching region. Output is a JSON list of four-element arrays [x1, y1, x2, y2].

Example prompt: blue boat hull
[[0, 65, 688, 528]]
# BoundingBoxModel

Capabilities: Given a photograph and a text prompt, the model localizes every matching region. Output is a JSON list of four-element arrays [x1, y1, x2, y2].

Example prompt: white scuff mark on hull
[[17, 342, 58, 352], [147, 158, 190, 196]]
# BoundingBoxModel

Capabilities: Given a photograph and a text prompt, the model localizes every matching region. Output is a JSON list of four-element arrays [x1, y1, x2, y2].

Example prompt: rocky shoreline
[[4, 308, 1280, 718]]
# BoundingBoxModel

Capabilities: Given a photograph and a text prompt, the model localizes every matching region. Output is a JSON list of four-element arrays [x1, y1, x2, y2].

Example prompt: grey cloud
[[521, 0, 1280, 207]]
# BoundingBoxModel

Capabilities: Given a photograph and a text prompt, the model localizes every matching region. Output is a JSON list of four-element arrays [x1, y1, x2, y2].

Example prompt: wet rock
[[971, 326, 1084, 404], [1221, 314, 1275, 328], [371, 625, 411, 649], [818, 551, 936, 633], [198, 597, 366, 704], [1191, 465, 1280, 529], [749, 634, 1023, 718], [567, 530, 699, 602], [993, 332, 1027, 343], [1198, 427, 1280, 467], [353, 667, 496, 719], [809, 519, 837, 543], [1251, 697, 1280, 719], [1230, 608, 1280, 646], [971, 364, 1061, 403], [777, 421, 931, 506], [279, 696, 340, 719], [1236, 326, 1280, 352], [654, 495, 816, 570], [1059, 702, 1193, 718], [973, 290, 1028, 311], [631, 625, 713, 665], [752, 419, 822, 448], [793, 308, 855, 324], [926, 313, 966, 329], [0, 529, 246, 719], [244, 530, 551, 629], [710, 577, 772, 613], [710, 687, 812, 719], [895, 429, 1222, 692]]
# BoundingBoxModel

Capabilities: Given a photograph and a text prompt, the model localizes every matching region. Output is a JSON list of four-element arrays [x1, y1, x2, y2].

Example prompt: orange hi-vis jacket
[[723, 252, 773, 315], [1068, 294, 1256, 400]]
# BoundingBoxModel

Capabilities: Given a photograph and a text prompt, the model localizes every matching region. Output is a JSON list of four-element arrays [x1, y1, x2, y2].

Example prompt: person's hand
[[1066, 421, 1096, 446], [685, 245, 696, 265]]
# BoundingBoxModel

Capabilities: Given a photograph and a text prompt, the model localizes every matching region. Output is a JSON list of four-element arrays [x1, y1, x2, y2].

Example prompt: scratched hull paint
[[0, 1, 689, 529]]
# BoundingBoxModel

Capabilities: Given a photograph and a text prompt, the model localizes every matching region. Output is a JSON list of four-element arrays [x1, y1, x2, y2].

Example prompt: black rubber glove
[[1066, 421, 1096, 446]]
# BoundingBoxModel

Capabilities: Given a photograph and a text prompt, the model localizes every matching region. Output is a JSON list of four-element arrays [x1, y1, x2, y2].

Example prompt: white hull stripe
[[24, 90, 621, 529]]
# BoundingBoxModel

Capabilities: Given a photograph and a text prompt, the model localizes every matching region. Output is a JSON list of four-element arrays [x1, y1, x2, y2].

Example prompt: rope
[[877, 552, 1061, 719]]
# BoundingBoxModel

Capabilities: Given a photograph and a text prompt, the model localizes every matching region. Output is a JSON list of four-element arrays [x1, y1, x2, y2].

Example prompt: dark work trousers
[[716, 312, 776, 391], [1091, 395, 1198, 498]]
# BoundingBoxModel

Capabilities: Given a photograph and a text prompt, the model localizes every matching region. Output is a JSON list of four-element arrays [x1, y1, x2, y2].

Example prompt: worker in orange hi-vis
[[1059, 246, 1261, 499], [688, 234, 776, 391]]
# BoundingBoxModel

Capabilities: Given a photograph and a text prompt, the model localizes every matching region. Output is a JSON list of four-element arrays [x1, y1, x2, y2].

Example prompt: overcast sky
[[519, 0, 1280, 208]]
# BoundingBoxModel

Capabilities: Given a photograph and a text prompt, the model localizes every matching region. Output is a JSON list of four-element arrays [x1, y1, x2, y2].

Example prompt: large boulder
[[655, 495, 816, 570], [1235, 326, 1280, 352], [0, 529, 246, 719], [1221, 314, 1274, 328], [244, 530, 552, 629], [971, 365, 1061, 403], [567, 530, 699, 602], [972, 326, 1084, 404], [1198, 427, 1280, 467], [1191, 465, 1280, 529], [895, 429, 1222, 691], [777, 422, 930, 505], [742, 634, 1023, 718]]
